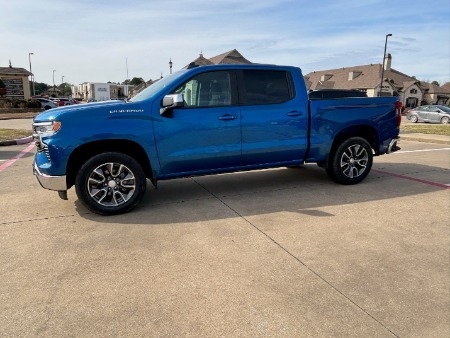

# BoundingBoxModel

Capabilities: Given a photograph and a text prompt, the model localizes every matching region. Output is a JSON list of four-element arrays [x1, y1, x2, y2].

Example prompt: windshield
[[129, 70, 188, 102]]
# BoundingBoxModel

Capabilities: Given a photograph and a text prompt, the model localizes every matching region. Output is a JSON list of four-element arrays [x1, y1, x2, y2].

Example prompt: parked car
[[52, 98, 73, 107], [406, 105, 450, 124], [35, 98, 58, 110]]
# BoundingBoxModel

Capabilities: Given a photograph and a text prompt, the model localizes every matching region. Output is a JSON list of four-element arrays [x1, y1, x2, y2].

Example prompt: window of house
[[173, 71, 231, 107], [410, 89, 417, 94], [241, 70, 293, 105]]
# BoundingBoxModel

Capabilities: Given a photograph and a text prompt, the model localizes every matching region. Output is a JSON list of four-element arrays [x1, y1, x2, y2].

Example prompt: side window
[[173, 71, 231, 108], [242, 70, 293, 105]]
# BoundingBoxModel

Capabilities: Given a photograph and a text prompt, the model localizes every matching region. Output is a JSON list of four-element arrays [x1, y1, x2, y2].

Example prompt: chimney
[[383, 53, 392, 71]]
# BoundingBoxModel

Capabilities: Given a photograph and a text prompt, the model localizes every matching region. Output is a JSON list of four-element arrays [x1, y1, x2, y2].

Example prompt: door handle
[[287, 111, 302, 117], [219, 114, 237, 120]]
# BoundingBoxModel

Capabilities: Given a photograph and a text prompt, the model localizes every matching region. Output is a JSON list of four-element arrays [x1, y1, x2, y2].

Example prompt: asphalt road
[[0, 139, 449, 337]]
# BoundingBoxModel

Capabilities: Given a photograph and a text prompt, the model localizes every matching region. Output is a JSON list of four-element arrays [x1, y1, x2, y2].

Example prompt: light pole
[[52, 70, 56, 96], [379, 33, 392, 96], [28, 52, 35, 96], [61, 75, 64, 84], [169, 58, 173, 74]]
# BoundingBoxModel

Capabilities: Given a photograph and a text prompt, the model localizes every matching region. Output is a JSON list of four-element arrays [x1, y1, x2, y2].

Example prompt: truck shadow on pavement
[[76, 162, 449, 224]]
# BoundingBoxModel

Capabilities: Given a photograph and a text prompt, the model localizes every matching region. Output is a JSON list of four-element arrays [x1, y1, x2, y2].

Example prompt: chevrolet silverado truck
[[33, 64, 401, 215]]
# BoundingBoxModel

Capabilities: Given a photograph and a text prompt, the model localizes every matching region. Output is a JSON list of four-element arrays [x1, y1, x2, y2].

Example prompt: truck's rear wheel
[[326, 137, 373, 185], [75, 152, 147, 215]]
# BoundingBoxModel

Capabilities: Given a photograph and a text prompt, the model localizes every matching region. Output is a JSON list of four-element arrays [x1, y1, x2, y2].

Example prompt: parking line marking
[[0, 143, 35, 173], [373, 169, 450, 189]]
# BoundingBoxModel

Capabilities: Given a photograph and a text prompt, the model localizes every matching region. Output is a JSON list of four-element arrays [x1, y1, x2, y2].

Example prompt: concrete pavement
[[1, 140, 449, 337]]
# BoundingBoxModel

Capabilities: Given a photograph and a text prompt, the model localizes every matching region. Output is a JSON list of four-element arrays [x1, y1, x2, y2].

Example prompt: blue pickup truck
[[33, 64, 401, 215]]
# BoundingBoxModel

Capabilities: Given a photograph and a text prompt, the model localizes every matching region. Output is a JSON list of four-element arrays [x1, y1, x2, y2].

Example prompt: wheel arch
[[328, 125, 379, 163], [66, 139, 154, 189]]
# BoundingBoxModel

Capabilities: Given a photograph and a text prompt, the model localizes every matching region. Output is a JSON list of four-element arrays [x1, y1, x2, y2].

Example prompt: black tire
[[75, 152, 147, 215], [440, 116, 449, 124], [44, 105, 51, 110], [326, 137, 373, 185], [410, 115, 418, 123]]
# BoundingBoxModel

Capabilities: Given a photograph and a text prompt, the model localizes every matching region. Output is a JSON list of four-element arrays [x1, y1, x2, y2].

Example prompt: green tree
[[130, 77, 145, 86], [431, 81, 440, 86], [58, 83, 72, 97], [30, 82, 49, 96]]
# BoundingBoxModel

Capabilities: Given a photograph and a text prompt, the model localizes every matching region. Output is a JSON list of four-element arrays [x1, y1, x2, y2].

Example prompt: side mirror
[[160, 94, 184, 117]]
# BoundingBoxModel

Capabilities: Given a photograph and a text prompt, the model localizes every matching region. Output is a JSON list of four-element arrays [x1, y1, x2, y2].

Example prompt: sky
[[2, 0, 449, 87]]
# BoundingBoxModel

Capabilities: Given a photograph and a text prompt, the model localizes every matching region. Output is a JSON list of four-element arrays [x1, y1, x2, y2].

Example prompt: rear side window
[[241, 70, 293, 105]]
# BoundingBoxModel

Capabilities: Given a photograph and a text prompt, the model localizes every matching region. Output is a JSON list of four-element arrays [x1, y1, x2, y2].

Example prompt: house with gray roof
[[131, 49, 253, 97], [304, 54, 450, 108], [187, 49, 252, 68]]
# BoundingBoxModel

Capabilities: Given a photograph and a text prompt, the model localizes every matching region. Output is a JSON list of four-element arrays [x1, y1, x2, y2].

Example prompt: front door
[[153, 70, 242, 176]]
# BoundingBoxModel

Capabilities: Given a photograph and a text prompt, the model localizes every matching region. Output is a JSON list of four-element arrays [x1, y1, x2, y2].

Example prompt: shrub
[[26, 99, 41, 108], [10, 99, 27, 108]]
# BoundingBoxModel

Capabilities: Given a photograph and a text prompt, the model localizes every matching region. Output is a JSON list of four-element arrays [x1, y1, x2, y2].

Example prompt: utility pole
[[125, 57, 129, 98], [379, 33, 392, 96], [28, 52, 35, 96], [52, 70, 56, 96]]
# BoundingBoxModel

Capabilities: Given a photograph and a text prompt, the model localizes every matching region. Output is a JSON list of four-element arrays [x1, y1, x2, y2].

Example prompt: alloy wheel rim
[[87, 162, 136, 207], [340, 144, 368, 178]]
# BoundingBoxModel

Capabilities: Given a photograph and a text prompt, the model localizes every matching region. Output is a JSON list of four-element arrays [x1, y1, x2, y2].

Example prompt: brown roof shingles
[[0, 67, 32, 76]]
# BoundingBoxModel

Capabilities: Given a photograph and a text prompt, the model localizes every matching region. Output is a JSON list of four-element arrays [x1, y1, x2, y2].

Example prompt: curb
[[0, 136, 33, 147]]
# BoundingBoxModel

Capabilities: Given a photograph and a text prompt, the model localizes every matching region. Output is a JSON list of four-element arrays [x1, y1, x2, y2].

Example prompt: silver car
[[36, 98, 58, 110], [406, 105, 450, 124]]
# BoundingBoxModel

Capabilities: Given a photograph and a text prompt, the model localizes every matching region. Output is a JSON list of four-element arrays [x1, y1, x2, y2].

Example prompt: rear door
[[238, 69, 308, 166], [418, 106, 431, 121], [428, 105, 441, 123]]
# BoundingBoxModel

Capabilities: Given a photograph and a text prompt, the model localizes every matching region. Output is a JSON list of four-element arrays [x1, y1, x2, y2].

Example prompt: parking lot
[[1, 133, 449, 337]]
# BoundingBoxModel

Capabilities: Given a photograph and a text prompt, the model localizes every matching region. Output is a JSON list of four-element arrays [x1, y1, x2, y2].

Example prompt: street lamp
[[28, 52, 35, 96], [52, 70, 56, 96], [379, 33, 392, 96], [169, 58, 173, 74], [61, 75, 64, 84]]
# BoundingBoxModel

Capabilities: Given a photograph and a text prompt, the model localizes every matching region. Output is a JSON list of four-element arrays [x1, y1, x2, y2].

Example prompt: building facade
[[71, 83, 132, 101]]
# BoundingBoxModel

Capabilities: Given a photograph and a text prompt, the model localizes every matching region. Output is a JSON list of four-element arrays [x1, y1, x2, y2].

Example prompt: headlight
[[32, 121, 61, 137]]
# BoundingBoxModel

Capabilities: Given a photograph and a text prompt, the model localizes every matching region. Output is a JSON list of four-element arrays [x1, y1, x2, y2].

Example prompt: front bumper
[[33, 161, 67, 191]]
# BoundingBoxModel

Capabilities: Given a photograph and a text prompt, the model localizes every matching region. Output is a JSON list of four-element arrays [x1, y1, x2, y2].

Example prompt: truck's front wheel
[[326, 137, 373, 185], [75, 152, 147, 215]]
